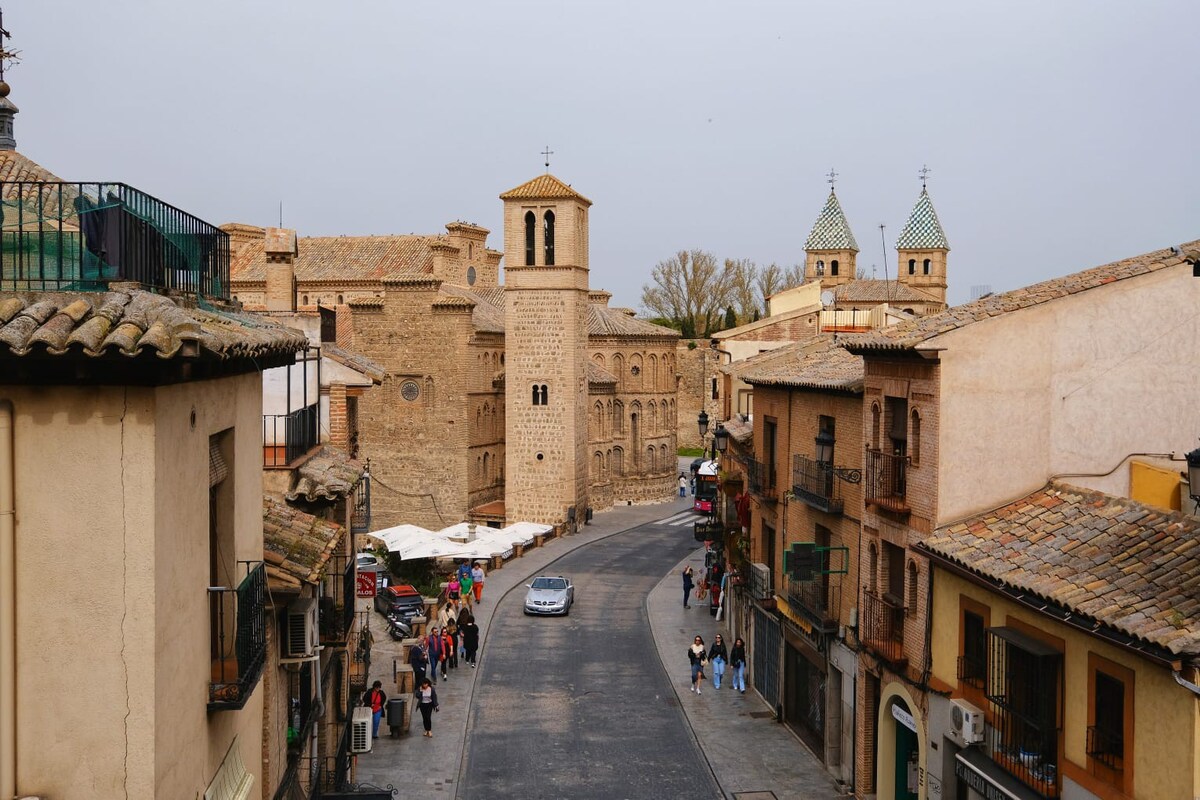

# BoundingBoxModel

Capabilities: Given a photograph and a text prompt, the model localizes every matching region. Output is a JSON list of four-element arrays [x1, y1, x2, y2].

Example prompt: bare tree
[[783, 262, 806, 287], [756, 263, 786, 309], [726, 258, 760, 324], [640, 249, 733, 338]]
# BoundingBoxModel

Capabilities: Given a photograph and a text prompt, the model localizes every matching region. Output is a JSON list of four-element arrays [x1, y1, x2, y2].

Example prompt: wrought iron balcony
[[865, 448, 910, 513], [349, 611, 373, 697], [350, 474, 371, 534], [786, 573, 837, 632], [792, 455, 848, 514], [958, 653, 986, 689], [1086, 724, 1124, 772], [320, 556, 356, 646], [860, 590, 906, 665], [1, 181, 230, 297], [986, 627, 1063, 797], [264, 402, 320, 467], [208, 562, 267, 711], [747, 457, 777, 501]]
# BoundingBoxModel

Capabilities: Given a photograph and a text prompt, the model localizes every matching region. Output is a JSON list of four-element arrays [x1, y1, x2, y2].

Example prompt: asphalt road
[[459, 517, 722, 800]]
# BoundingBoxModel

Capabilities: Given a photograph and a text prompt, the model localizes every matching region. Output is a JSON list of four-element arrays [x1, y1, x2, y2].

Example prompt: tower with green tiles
[[803, 188, 859, 288], [895, 186, 950, 306]]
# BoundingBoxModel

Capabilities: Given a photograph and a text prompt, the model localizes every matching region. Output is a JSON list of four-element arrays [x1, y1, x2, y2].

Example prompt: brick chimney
[[264, 227, 298, 311]]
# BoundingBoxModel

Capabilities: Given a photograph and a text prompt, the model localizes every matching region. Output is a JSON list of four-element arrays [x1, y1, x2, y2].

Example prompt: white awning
[[204, 737, 254, 800]]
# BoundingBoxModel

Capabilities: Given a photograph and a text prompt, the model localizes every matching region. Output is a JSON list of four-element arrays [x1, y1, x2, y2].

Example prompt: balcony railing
[[792, 455, 844, 514], [958, 653, 986, 689], [865, 448, 910, 513], [320, 556, 356, 646], [350, 474, 371, 534], [264, 403, 320, 467], [787, 573, 836, 632], [209, 562, 267, 711], [860, 590, 906, 665], [1, 181, 230, 297], [986, 627, 1063, 798], [1086, 724, 1124, 772], [747, 457, 777, 501], [349, 611, 372, 698]]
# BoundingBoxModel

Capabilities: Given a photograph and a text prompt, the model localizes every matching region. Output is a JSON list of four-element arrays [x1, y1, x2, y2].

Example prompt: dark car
[[374, 584, 424, 620]]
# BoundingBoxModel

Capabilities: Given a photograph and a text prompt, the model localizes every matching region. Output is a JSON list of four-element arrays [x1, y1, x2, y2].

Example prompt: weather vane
[[0, 9, 19, 84], [919, 164, 932, 189], [826, 168, 838, 190], [541, 146, 554, 172]]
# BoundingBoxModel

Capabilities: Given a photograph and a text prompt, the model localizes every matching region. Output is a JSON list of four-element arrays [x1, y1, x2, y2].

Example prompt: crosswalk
[[658, 509, 702, 527]]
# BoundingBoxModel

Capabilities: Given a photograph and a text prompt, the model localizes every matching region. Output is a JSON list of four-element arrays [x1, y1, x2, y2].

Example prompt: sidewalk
[[355, 480, 842, 798]]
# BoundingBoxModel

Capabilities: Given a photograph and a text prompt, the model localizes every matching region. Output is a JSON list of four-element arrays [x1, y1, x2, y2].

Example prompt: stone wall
[[676, 340, 722, 450]]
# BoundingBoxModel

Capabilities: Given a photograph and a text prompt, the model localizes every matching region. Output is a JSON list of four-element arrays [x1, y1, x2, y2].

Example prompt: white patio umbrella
[[454, 533, 514, 561], [395, 536, 474, 561], [368, 523, 437, 553], [496, 521, 552, 546]]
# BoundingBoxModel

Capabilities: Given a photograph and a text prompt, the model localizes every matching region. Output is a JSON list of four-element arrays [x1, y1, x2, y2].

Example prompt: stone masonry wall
[[677, 340, 722, 450]]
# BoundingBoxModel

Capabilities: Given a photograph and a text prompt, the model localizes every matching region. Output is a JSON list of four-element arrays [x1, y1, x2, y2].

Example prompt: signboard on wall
[[356, 571, 377, 598]]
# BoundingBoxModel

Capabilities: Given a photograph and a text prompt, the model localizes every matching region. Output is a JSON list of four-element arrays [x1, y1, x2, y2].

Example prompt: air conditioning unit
[[350, 707, 373, 753], [749, 562, 773, 598], [949, 698, 985, 745], [285, 597, 319, 658]]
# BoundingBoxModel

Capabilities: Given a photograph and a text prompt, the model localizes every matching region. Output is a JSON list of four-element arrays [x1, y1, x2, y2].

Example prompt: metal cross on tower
[[826, 168, 838, 190], [919, 164, 932, 189], [542, 146, 554, 172]]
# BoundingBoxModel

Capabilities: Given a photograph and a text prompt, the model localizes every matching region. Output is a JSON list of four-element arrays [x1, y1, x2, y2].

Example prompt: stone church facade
[[228, 173, 678, 530]]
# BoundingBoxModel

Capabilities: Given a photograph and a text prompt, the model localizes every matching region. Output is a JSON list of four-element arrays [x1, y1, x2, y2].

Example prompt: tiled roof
[[229, 232, 440, 283], [438, 285, 505, 334], [587, 361, 618, 386], [739, 336, 864, 391], [722, 415, 753, 445], [804, 190, 858, 252], [0, 289, 307, 361], [832, 280, 930, 304], [588, 305, 680, 338], [895, 188, 949, 250], [0, 149, 64, 191], [262, 498, 346, 590], [321, 344, 385, 382], [843, 241, 1200, 351], [922, 482, 1200, 657], [499, 173, 592, 206], [284, 446, 367, 503]]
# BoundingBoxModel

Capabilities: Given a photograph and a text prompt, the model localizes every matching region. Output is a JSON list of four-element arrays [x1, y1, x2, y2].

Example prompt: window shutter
[[210, 441, 229, 488]]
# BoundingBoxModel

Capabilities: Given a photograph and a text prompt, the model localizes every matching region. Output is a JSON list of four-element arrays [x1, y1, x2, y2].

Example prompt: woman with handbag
[[730, 637, 747, 693], [688, 635, 708, 695], [415, 678, 439, 737], [708, 634, 728, 689]]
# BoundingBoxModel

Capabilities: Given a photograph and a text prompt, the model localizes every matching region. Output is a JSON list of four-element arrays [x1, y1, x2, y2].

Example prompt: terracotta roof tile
[[587, 305, 680, 338], [738, 336, 864, 391], [262, 498, 346, 588], [229, 232, 440, 283], [844, 241, 1200, 351], [321, 344, 385, 383], [284, 447, 367, 503], [499, 173, 592, 206], [587, 361, 617, 386], [437, 285, 504, 334], [0, 289, 306, 361], [832, 280, 930, 304], [922, 482, 1200, 656]]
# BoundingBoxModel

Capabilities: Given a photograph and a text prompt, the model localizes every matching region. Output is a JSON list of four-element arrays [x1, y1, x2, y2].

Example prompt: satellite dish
[[820, 290, 836, 308]]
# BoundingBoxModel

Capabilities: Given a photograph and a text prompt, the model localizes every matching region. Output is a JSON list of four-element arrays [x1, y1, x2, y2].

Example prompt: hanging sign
[[356, 571, 377, 598]]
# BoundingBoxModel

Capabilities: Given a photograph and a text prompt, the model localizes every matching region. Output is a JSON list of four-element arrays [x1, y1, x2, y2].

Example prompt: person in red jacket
[[363, 681, 387, 739]]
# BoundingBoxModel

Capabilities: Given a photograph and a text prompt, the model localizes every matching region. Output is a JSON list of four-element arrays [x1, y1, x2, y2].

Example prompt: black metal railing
[[351, 474, 371, 534], [747, 457, 777, 500], [1086, 724, 1124, 772], [350, 612, 372, 697], [209, 562, 267, 711], [320, 557, 356, 645], [958, 653, 986, 689], [787, 573, 836, 630], [860, 590, 905, 664], [986, 629, 1062, 797], [264, 403, 320, 467], [865, 448, 909, 512], [792, 455, 844, 514], [1, 181, 229, 297]]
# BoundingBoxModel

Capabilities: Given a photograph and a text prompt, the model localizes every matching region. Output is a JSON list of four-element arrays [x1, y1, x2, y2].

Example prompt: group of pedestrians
[[686, 633, 747, 694], [403, 594, 483, 737]]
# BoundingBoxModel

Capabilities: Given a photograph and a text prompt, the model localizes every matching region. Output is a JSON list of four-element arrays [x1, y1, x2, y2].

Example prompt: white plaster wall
[[938, 263, 1200, 524]]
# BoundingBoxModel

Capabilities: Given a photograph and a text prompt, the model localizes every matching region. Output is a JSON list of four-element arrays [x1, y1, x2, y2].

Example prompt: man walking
[[678, 472, 687, 497], [408, 638, 428, 689], [363, 681, 387, 739], [471, 562, 486, 603]]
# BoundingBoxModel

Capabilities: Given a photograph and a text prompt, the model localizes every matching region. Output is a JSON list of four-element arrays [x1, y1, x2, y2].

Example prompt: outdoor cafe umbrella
[[368, 523, 437, 553]]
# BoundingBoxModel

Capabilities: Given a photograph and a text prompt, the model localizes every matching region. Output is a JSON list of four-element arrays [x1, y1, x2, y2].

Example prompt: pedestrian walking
[[678, 472, 687, 497], [439, 627, 453, 679], [690, 475, 695, 496], [471, 562, 486, 603], [708, 634, 728, 689], [437, 600, 458, 630], [426, 627, 443, 683], [687, 635, 708, 694], [447, 575, 461, 602], [457, 560, 472, 585], [682, 566, 694, 608], [460, 570, 474, 610], [730, 637, 747, 693], [408, 638, 428, 689], [363, 680, 387, 739], [415, 678, 439, 737], [446, 619, 459, 670], [460, 615, 480, 667]]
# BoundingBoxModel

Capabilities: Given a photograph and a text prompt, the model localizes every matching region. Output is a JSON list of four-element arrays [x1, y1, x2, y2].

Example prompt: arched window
[[831, 259, 839, 276], [483, 452, 491, 484], [646, 446, 656, 473], [908, 258, 916, 275], [613, 400, 624, 433], [871, 403, 881, 449], [923, 258, 931, 275], [544, 210, 556, 266], [524, 211, 536, 265], [613, 447, 624, 476], [660, 444, 669, 470], [337, 294, 343, 304], [816, 260, 825, 276], [593, 452, 602, 478], [910, 409, 921, 465], [532, 384, 540, 405], [907, 560, 919, 613], [302, 294, 309, 305], [868, 542, 878, 592], [540, 384, 548, 405]]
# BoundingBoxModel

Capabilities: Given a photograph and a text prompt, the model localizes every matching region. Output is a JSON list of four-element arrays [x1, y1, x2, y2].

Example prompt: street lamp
[[698, 410, 709, 439], [714, 425, 729, 458], [815, 429, 835, 465]]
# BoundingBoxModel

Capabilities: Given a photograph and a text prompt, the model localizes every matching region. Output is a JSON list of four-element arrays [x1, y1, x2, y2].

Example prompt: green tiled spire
[[895, 188, 949, 250], [804, 190, 858, 252]]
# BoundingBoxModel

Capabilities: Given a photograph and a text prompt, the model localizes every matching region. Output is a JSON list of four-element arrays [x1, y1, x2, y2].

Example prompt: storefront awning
[[954, 747, 1043, 800]]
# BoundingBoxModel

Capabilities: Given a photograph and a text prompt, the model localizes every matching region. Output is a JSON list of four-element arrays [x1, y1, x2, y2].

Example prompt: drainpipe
[[1, 400, 15, 799]]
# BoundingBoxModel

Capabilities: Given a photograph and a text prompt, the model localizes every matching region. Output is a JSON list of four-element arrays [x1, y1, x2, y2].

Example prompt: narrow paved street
[[461, 519, 718, 799]]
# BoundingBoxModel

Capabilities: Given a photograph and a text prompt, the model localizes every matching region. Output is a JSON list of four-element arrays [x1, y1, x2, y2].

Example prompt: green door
[[894, 713, 918, 800]]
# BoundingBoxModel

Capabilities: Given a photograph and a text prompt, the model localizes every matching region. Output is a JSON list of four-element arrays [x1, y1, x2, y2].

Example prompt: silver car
[[523, 576, 574, 616]]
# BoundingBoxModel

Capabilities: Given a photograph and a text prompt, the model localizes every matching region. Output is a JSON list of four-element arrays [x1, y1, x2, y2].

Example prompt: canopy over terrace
[[368, 523, 437, 553]]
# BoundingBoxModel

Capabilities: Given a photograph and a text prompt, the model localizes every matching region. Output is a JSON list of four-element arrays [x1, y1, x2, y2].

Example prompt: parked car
[[523, 575, 574, 616], [356, 551, 381, 570], [374, 584, 424, 620]]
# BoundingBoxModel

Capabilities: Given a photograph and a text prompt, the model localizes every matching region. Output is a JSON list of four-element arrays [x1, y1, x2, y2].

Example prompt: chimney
[[467, 523, 477, 542], [264, 227, 298, 311]]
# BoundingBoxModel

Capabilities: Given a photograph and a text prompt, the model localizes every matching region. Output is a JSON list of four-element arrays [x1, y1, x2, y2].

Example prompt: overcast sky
[[12, 1, 1199, 308]]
